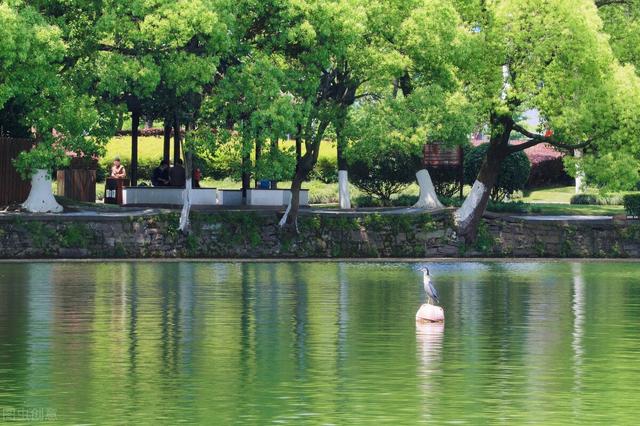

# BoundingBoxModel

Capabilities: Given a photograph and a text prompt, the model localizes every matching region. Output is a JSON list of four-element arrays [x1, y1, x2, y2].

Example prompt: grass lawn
[[530, 203, 625, 216], [105, 136, 338, 163], [106, 136, 170, 162], [520, 186, 576, 203]]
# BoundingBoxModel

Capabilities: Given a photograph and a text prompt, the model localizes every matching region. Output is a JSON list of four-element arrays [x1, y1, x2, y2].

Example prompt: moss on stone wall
[[0, 211, 639, 259]]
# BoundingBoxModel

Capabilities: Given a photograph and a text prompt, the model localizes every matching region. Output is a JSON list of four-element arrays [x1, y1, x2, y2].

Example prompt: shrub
[[571, 193, 623, 206], [348, 144, 421, 205], [352, 194, 384, 207], [310, 157, 338, 183], [623, 194, 640, 217], [464, 144, 531, 202], [570, 193, 598, 205], [308, 186, 339, 204], [115, 128, 169, 137], [440, 195, 538, 213], [354, 194, 420, 208], [428, 143, 470, 198], [391, 194, 419, 207]]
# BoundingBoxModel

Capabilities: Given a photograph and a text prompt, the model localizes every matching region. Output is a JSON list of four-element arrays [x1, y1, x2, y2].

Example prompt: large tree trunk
[[116, 110, 124, 132], [22, 169, 62, 213], [163, 119, 171, 162], [241, 142, 251, 202], [254, 139, 262, 188], [173, 113, 181, 165], [454, 142, 508, 242], [279, 167, 305, 229], [270, 138, 279, 189], [280, 122, 329, 229], [413, 169, 443, 209]]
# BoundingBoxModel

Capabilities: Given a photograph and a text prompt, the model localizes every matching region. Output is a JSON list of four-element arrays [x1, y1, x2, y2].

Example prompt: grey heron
[[419, 267, 439, 305]]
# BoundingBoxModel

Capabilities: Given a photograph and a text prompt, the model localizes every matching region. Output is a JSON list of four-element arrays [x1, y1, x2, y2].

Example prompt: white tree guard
[[22, 169, 63, 213], [178, 178, 192, 232], [454, 180, 487, 229], [338, 170, 351, 209], [413, 169, 444, 210], [278, 198, 292, 227]]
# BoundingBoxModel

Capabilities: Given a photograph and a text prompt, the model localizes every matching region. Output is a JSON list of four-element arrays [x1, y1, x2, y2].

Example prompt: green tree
[[1, 1, 111, 212], [37, 0, 239, 184], [0, 0, 64, 136], [267, 0, 475, 228], [452, 0, 640, 241]]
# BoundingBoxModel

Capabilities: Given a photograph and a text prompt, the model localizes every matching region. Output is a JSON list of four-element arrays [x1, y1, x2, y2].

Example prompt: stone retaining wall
[[0, 210, 638, 259]]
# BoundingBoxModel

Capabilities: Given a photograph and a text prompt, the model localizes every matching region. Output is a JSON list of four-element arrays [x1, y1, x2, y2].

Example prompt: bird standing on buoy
[[416, 266, 444, 323], [420, 267, 439, 305]]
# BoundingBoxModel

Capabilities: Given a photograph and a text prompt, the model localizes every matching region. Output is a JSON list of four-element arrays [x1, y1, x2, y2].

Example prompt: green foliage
[[322, 216, 360, 233], [430, 167, 463, 198], [0, 1, 64, 117], [185, 234, 198, 255], [310, 157, 338, 184], [60, 223, 92, 248], [623, 194, 640, 217], [23, 221, 58, 249], [13, 143, 67, 180], [474, 221, 495, 254], [353, 194, 423, 208], [464, 144, 531, 202], [1, 2, 110, 178], [598, 0, 640, 71], [2, 0, 640, 212], [255, 144, 297, 182]]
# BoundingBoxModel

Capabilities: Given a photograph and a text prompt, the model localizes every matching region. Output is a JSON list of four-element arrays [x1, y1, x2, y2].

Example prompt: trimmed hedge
[[623, 194, 640, 217], [571, 193, 623, 206]]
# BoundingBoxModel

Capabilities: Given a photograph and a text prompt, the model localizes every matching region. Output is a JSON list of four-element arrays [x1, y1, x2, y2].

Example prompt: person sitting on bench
[[151, 160, 170, 186], [110, 156, 126, 179], [170, 158, 186, 187]]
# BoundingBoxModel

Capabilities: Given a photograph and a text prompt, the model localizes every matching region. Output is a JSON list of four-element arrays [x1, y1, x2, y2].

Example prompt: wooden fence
[[0, 137, 33, 206]]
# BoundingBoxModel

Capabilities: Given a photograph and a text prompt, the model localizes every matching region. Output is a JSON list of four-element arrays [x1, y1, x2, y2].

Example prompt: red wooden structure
[[56, 157, 98, 202], [0, 137, 33, 206], [423, 142, 463, 168], [423, 142, 464, 198]]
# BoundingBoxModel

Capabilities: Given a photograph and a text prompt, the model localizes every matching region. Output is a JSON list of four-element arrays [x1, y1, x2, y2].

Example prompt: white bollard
[[415, 303, 445, 323]]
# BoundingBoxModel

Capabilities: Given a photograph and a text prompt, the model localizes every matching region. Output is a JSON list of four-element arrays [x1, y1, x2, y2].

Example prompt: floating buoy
[[416, 303, 444, 323]]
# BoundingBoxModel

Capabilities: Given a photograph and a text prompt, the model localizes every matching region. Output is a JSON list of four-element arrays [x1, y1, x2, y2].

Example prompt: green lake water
[[1, 261, 640, 424]]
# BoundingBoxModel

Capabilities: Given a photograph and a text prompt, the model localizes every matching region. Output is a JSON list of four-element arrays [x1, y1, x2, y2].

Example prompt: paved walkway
[[514, 215, 613, 222]]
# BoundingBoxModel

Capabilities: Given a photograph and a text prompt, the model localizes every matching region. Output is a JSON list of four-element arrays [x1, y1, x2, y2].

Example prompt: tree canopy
[[2, 0, 640, 237]]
